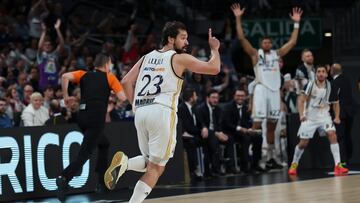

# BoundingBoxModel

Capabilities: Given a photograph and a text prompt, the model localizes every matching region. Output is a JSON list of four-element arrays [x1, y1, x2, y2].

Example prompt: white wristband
[[294, 22, 300, 29], [236, 126, 242, 131]]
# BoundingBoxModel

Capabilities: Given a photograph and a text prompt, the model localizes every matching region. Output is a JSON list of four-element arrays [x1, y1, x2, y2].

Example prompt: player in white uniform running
[[231, 3, 303, 169], [104, 21, 221, 203], [288, 65, 348, 176]]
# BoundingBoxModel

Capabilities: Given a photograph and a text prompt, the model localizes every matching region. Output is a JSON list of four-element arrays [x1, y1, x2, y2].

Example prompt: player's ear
[[168, 36, 175, 45]]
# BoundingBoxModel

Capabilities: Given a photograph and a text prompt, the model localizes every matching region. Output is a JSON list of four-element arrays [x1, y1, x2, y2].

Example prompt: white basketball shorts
[[134, 104, 177, 166], [297, 116, 336, 139], [252, 83, 281, 121]]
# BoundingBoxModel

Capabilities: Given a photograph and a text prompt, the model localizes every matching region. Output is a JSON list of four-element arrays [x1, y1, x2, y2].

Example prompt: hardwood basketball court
[[146, 175, 360, 203]]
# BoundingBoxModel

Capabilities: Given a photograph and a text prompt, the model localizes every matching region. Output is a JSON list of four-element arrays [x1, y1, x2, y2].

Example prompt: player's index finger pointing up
[[208, 28, 212, 39]]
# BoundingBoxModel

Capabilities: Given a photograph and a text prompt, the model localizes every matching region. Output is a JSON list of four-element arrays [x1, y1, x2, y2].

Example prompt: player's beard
[[174, 45, 188, 54]]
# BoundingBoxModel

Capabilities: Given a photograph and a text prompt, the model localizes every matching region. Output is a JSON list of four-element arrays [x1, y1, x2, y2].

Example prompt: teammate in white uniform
[[104, 21, 221, 203], [231, 3, 303, 169], [288, 65, 348, 176]]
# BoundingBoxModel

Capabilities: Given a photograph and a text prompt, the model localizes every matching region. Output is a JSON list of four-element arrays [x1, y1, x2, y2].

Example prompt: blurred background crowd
[[0, 0, 359, 181]]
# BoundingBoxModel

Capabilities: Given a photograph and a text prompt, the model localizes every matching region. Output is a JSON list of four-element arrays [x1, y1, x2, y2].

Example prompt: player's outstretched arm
[[174, 28, 220, 75], [230, 3, 257, 65], [278, 7, 303, 57]]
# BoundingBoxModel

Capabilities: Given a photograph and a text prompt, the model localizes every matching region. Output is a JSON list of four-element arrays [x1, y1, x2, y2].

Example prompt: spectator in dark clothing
[[0, 97, 13, 128], [221, 88, 264, 173], [196, 89, 234, 176], [178, 88, 202, 181], [45, 99, 67, 125]]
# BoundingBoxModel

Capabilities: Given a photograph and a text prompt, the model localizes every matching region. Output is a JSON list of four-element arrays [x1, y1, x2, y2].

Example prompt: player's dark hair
[[315, 64, 327, 72], [161, 21, 187, 46], [261, 36, 272, 42]]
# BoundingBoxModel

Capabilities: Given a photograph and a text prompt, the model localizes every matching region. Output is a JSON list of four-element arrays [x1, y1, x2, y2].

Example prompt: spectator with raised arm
[[37, 19, 64, 90]]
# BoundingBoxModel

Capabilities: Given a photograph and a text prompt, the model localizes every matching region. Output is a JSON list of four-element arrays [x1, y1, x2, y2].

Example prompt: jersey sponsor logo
[[261, 67, 278, 72], [134, 98, 155, 107], [258, 55, 278, 71], [147, 58, 163, 65], [143, 67, 165, 72]]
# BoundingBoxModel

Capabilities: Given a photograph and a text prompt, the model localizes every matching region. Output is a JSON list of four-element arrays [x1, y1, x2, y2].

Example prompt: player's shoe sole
[[104, 151, 128, 190]]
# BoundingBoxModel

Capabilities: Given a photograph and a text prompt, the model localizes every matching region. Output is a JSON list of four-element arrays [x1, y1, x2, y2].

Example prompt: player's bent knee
[[147, 161, 166, 177], [327, 131, 337, 142]]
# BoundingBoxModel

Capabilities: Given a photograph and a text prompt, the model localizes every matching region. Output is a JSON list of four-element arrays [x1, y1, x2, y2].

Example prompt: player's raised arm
[[230, 3, 257, 65], [278, 7, 303, 57], [174, 28, 220, 75]]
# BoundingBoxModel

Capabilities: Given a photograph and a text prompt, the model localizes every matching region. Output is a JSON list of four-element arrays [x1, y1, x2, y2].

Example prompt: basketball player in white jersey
[[104, 21, 221, 203], [231, 3, 302, 169], [288, 65, 348, 176]]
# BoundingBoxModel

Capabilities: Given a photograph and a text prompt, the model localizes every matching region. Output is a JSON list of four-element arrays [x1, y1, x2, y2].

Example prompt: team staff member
[[56, 53, 126, 201]]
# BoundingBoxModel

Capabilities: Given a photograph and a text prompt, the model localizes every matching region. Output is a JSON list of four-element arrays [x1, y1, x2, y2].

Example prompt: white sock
[[128, 156, 147, 172], [330, 143, 341, 166], [129, 180, 152, 203], [292, 145, 304, 164], [267, 144, 275, 160]]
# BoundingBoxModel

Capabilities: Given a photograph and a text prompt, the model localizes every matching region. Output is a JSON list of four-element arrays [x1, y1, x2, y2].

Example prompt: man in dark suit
[[178, 88, 202, 181], [330, 63, 354, 164], [196, 89, 234, 176], [221, 88, 264, 173]]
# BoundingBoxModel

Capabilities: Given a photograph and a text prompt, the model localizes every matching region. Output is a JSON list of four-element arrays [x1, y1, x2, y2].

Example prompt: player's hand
[[299, 115, 306, 122], [333, 117, 341, 125], [54, 19, 61, 30], [289, 7, 303, 23], [230, 3, 245, 18], [201, 127, 209, 139], [208, 28, 220, 51]]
